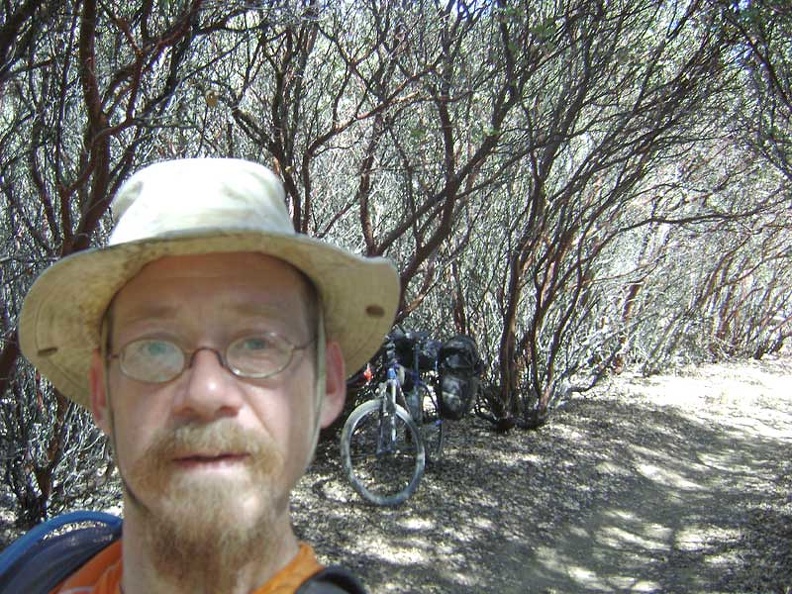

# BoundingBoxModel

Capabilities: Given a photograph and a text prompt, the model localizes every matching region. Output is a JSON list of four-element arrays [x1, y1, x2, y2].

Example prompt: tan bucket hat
[[19, 158, 400, 408]]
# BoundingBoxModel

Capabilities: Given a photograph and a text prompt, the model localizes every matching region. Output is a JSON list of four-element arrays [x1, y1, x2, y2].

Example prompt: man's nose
[[172, 348, 244, 420]]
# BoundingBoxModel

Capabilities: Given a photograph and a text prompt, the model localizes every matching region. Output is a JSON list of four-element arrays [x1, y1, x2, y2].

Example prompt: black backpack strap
[[0, 511, 122, 594], [297, 566, 368, 594]]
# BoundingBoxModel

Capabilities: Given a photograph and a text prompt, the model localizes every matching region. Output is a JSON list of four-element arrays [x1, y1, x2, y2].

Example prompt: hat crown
[[109, 159, 291, 245]]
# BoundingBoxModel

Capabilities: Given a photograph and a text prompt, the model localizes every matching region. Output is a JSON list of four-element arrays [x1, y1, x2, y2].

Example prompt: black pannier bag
[[437, 335, 483, 420], [389, 328, 441, 371]]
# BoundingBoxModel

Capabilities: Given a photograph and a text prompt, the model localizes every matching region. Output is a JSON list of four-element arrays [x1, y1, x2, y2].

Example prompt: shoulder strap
[[297, 565, 367, 594], [0, 510, 122, 594]]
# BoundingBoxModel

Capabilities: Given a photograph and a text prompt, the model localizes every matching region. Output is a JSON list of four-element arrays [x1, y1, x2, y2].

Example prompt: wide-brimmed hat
[[19, 158, 400, 408]]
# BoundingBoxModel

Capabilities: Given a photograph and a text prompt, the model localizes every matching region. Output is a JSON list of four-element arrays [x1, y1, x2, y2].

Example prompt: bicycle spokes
[[340, 400, 426, 506]]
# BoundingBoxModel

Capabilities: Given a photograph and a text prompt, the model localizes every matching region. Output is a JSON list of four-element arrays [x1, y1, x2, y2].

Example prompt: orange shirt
[[51, 540, 323, 594]]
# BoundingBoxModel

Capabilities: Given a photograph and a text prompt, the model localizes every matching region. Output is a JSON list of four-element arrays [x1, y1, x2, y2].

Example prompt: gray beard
[[120, 421, 283, 592], [132, 483, 275, 592]]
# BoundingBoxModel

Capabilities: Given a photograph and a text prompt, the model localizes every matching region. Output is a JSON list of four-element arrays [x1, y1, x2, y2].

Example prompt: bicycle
[[340, 331, 444, 506]]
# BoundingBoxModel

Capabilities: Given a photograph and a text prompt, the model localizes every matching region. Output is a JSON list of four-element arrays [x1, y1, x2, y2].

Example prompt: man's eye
[[121, 339, 181, 372], [136, 340, 175, 357], [240, 337, 272, 352]]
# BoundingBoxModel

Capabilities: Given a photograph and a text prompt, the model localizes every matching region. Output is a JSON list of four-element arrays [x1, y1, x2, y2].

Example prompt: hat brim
[[19, 229, 400, 408]]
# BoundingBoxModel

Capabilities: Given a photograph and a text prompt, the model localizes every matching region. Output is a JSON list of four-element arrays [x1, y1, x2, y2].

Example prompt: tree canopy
[[1, 0, 789, 528]]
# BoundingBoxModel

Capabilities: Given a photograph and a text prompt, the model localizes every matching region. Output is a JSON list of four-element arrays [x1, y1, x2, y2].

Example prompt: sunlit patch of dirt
[[294, 354, 792, 593]]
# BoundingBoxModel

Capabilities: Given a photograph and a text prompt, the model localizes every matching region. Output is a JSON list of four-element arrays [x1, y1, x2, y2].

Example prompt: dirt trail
[[521, 357, 792, 593], [293, 355, 792, 593]]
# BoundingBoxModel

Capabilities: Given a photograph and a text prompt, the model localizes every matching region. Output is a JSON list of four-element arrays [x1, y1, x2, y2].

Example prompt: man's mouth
[[173, 453, 250, 469]]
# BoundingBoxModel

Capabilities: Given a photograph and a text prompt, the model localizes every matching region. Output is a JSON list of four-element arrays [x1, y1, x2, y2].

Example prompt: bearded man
[[13, 158, 399, 594]]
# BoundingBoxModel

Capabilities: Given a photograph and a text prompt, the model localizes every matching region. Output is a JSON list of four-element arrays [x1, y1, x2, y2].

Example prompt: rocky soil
[[292, 355, 792, 594]]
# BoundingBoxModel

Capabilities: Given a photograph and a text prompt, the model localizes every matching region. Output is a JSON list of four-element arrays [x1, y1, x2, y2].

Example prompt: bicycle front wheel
[[340, 399, 426, 506]]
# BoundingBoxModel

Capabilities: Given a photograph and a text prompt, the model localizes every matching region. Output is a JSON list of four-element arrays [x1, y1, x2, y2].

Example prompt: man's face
[[89, 252, 345, 551]]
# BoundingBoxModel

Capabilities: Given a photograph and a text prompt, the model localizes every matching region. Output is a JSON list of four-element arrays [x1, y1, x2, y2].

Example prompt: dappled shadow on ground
[[523, 400, 791, 593], [292, 360, 792, 593]]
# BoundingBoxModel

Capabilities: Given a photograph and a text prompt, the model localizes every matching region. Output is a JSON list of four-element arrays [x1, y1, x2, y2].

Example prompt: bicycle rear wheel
[[340, 399, 426, 506], [416, 384, 444, 463]]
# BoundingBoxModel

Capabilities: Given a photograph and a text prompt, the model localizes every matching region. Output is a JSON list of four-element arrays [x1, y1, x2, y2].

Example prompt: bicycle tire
[[340, 399, 426, 506], [416, 383, 444, 463]]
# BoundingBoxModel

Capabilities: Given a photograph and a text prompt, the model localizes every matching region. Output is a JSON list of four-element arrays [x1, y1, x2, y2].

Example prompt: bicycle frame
[[376, 366, 401, 456]]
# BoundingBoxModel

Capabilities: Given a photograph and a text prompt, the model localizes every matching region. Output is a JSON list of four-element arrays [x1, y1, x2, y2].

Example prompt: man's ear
[[319, 341, 346, 428], [89, 350, 112, 435]]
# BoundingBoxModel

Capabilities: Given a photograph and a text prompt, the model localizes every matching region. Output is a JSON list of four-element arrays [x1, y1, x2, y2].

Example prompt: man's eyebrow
[[117, 301, 291, 323], [228, 302, 285, 317], [114, 303, 179, 325]]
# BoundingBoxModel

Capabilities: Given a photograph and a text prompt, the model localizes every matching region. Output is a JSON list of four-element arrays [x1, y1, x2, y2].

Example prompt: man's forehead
[[107, 252, 317, 325], [113, 300, 292, 322]]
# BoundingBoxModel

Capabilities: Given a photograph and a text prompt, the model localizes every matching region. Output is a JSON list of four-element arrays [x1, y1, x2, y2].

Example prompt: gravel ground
[[292, 355, 792, 593]]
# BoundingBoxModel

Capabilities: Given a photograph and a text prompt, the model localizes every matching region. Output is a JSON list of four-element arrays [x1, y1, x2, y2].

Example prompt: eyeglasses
[[107, 332, 313, 383]]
